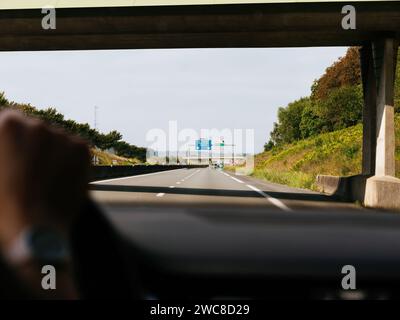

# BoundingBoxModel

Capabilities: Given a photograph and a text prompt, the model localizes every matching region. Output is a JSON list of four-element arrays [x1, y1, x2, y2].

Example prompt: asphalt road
[[89, 167, 395, 281], [90, 167, 363, 213]]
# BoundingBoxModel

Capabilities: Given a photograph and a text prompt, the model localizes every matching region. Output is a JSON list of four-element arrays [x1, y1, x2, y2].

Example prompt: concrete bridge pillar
[[360, 44, 377, 176], [363, 39, 400, 210]]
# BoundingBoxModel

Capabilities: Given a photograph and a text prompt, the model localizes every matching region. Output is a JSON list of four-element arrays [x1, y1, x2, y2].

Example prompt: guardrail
[[90, 164, 208, 182]]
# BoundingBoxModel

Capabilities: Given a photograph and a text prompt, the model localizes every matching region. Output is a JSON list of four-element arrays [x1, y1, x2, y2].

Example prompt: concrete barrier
[[315, 175, 346, 196], [316, 174, 372, 202], [364, 176, 400, 210], [90, 165, 207, 182]]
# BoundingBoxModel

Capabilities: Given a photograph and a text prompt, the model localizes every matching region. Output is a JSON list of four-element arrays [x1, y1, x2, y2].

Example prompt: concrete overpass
[[0, 0, 399, 209]]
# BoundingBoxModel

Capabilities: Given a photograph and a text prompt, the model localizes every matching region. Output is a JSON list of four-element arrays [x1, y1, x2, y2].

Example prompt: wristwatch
[[4, 227, 71, 266]]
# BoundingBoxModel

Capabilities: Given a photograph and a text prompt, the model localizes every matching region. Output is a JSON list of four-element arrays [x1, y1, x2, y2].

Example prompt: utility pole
[[94, 105, 99, 130], [232, 136, 235, 166], [93, 106, 99, 165]]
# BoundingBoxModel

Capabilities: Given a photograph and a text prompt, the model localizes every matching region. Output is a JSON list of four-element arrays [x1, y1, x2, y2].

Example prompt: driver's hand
[[0, 110, 90, 250]]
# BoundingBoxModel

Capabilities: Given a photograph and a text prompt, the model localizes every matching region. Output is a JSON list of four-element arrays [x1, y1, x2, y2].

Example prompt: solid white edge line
[[246, 184, 292, 212], [223, 172, 244, 184], [91, 168, 185, 184], [230, 176, 244, 184]]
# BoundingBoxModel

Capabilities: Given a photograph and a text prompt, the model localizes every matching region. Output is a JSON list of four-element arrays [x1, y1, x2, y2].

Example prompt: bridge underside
[[0, 2, 399, 51], [0, 1, 399, 209]]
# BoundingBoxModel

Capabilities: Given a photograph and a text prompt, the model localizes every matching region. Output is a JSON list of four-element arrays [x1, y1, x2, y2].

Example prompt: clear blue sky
[[0, 47, 347, 152]]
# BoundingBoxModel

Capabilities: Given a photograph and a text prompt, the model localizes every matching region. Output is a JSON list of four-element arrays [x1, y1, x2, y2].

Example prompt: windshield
[[1, 0, 400, 304]]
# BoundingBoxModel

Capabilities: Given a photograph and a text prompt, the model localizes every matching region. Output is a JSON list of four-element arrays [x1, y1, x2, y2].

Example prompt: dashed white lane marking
[[184, 170, 200, 180], [178, 169, 201, 184], [91, 168, 184, 184], [246, 184, 292, 212], [156, 193, 165, 197], [170, 169, 202, 195]]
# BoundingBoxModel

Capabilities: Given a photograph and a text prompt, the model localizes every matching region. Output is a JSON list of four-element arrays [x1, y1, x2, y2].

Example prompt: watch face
[[27, 228, 69, 263]]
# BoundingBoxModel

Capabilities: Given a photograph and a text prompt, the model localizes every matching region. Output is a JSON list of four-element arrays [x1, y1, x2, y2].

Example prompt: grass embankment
[[91, 148, 142, 166], [249, 115, 400, 190]]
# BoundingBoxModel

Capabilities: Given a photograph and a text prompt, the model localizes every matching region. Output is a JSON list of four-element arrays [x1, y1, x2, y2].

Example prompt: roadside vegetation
[[252, 115, 400, 190], [251, 47, 400, 190], [92, 148, 142, 166], [0, 94, 146, 163]]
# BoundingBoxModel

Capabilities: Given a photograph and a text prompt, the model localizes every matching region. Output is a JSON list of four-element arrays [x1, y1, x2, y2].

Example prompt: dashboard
[[82, 204, 400, 299]]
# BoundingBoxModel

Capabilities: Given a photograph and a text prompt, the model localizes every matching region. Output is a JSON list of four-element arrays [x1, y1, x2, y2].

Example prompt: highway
[[90, 167, 363, 213], [88, 166, 396, 288]]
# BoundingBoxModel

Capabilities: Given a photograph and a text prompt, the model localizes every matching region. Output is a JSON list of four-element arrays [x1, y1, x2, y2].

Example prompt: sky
[[0, 47, 347, 153]]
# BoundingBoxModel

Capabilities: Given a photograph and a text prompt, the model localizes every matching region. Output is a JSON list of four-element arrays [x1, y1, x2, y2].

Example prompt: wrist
[[1, 226, 72, 267], [0, 226, 79, 299]]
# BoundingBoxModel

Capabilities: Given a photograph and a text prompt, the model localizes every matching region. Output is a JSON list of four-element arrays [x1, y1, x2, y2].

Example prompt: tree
[[300, 101, 327, 139], [114, 141, 146, 161], [34, 107, 65, 125], [264, 47, 400, 151], [0, 90, 147, 162], [97, 130, 123, 150], [311, 47, 361, 101], [315, 85, 363, 131], [269, 122, 282, 146], [264, 140, 275, 152], [0, 92, 8, 106], [269, 97, 310, 145]]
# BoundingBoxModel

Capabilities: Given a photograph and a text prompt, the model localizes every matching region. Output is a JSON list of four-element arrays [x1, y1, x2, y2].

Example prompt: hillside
[[251, 115, 400, 191], [91, 148, 142, 166], [250, 47, 400, 191]]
